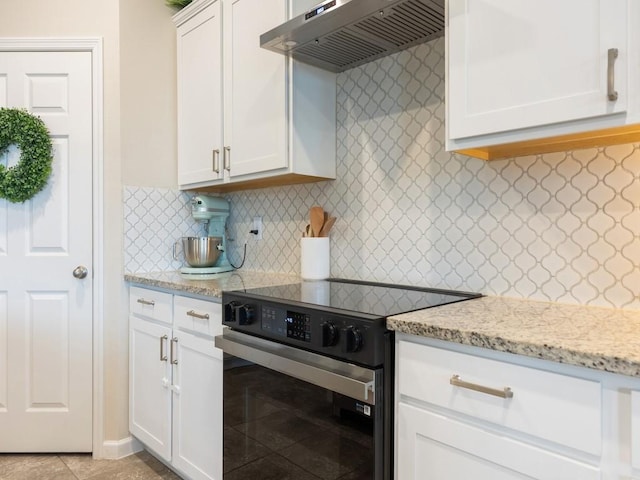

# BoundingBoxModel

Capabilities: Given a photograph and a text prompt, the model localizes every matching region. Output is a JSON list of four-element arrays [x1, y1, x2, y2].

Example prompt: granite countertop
[[388, 296, 640, 377], [125, 271, 640, 378], [125, 270, 300, 298]]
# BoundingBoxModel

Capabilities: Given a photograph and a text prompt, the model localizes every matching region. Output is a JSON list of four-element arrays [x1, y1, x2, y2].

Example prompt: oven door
[[215, 329, 385, 480]]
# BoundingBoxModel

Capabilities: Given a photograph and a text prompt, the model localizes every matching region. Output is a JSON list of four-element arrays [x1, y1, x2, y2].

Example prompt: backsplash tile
[[225, 38, 640, 310], [124, 37, 640, 309], [123, 186, 201, 273]]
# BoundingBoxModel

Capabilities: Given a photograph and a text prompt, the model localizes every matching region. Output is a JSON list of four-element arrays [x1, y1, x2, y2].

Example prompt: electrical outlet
[[252, 216, 263, 240]]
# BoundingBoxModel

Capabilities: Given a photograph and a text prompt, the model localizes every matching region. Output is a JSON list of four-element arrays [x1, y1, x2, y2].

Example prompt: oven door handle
[[215, 331, 378, 404]]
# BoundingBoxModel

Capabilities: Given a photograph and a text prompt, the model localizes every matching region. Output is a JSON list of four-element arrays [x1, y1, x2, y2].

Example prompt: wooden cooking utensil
[[309, 206, 324, 237], [318, 216, 336, 237]]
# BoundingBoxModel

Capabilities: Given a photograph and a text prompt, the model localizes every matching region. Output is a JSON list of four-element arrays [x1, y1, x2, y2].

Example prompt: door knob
[[73, 266, 88, 279]]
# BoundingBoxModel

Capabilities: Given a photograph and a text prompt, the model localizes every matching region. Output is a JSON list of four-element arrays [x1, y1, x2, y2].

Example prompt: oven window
[[223, 356, 374, 480]]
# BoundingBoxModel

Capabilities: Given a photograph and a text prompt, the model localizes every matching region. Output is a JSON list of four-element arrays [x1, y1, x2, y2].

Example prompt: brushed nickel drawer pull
[[160, 335, 168, 361], [223, 146, 231, 171], [170, 337, 178, 365], [608, 48, 619, 101], [137, 298, 155, 306], [450, 374, 513, 399], [187, 309, 210, 320], [212, 149, 220, 173]]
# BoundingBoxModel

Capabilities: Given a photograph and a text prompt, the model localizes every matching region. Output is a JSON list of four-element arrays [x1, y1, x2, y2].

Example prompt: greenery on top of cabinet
[[166, 0, 192, 9]]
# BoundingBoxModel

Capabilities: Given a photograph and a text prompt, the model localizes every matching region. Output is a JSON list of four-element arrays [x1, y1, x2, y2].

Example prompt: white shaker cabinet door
[[447, 0, 628, 140], [177, 0, 224, 186], [633, 391, 640, 472], [172, 330, 223, 480], [397, 402, 600, 480], [223, 0, 288, 178], [129, 316, 173, 462]]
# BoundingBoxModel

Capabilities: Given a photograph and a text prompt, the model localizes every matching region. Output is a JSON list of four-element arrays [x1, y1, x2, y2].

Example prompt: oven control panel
[[259, 306, 312, 342], [222, 292, 388, 367]]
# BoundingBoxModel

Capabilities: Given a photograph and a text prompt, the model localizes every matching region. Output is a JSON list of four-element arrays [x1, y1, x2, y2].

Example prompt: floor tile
[[0, 454, 49, 467], [0, 455, 77, 480], [60, 453, 124, 480]]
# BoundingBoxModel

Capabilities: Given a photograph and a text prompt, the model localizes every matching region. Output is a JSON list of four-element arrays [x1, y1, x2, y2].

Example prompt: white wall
[[120, 0, 178, 188], [0, 0, 178, 446]]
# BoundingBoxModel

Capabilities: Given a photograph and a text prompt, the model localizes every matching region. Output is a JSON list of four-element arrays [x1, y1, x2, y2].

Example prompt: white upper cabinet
[[176, 0, 223, 186], [174, 0, 336, 192], [446, 0, 640, 158], [223, 0, 287, 178]]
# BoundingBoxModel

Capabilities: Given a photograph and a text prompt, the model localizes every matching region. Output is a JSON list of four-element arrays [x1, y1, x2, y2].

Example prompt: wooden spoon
[[319, 216, 336, 237], [309, 206, 324, 238]]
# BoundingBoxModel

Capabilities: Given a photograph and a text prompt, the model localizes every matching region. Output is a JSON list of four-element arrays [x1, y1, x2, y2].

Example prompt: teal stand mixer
[[180, 195, 234, 275]]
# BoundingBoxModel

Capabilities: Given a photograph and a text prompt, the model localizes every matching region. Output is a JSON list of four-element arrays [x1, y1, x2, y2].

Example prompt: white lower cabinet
[[396, 336, 606, 480], [129, 287, 222, 480], [171, 330, 222, 480], [130, 317, 173, 460], [397, 403, 600, 480], [632, 391, 640, 477]]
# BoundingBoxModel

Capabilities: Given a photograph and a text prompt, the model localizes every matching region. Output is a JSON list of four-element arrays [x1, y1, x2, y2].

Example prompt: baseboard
[[101, 436, 143, 460]]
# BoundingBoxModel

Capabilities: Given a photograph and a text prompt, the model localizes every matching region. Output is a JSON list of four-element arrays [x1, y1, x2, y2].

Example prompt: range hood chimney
[[260, 0, 445, 73]]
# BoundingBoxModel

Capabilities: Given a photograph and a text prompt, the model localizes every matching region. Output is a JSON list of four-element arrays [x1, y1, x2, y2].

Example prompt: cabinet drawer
[[174, 295, 222, 338], [129, 286, 173, 325], [398, 341, 602, 455], [397, 402, 600, 480]]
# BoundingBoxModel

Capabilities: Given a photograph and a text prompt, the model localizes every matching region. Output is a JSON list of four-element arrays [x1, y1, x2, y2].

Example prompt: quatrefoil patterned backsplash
[[124, 37, 640, 310]]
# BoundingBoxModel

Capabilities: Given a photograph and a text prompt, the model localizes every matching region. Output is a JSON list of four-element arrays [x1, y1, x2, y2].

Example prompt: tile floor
[[0, 450, 182, 480]]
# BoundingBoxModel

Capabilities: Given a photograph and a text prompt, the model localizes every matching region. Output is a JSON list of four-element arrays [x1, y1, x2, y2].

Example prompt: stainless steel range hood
[[260, 0, 445, 73]]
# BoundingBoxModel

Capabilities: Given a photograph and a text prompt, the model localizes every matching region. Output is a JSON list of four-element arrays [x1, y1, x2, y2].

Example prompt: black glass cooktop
[[235, 279, 481, 318]]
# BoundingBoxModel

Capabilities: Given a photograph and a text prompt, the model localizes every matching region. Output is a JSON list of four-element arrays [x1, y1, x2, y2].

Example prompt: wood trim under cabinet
[[185, 173, 334, 194], [457, 123, 640, 161]]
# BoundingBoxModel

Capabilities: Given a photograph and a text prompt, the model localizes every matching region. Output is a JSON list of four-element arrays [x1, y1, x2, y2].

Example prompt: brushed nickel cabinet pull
[[160, 335, 168, 361], [450, 374, 513, 399], [608, 48, 619, 101], [223, 146, 231, 171], [137, 298, 155, 306], [187, 309, 210, 320], [212, 149, 220, 173], [170, 337, 178, 365]]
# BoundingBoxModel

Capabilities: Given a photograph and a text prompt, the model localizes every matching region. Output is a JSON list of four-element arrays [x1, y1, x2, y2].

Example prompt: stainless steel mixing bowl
[[181, 236, 222, 267]]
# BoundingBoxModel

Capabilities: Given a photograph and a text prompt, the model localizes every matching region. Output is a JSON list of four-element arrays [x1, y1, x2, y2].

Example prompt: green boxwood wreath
[[0, 108, 53, 203]]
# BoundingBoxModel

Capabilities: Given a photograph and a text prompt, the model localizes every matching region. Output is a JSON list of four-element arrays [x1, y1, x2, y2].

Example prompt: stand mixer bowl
[[181, 236, 222, 267]]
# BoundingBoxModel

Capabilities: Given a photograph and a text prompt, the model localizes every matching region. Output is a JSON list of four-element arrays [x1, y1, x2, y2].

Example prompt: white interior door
[[0, 50, 93, 451]]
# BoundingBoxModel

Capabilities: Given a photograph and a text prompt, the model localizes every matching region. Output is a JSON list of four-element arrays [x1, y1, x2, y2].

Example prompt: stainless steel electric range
[[215, 279, 481, 480]]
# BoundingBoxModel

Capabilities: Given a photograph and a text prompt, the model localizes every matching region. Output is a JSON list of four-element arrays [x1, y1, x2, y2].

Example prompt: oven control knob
[[343, 326, 363, 353], [224, 301, 241, 322], [321, 322, 339, 347], [237, 304, 255, 325]]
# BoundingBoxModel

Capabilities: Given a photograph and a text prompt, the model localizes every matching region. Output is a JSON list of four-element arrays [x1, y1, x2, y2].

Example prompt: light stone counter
[[125, 270, 300, 299], [388, 296, 640, 377], [125, 272, 640, 377]]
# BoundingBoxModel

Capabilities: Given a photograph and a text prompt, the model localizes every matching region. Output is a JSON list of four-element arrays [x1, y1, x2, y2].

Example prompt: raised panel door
[[224, 0, 288, 178], [0, 50, 93, 452], [448, 0, 628, 140], [129, 316, 173, 461], [172, 330, 223, 480], [177, 0, 224, 186]]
